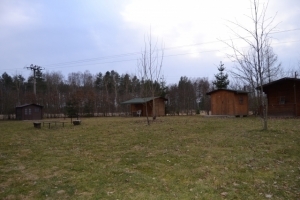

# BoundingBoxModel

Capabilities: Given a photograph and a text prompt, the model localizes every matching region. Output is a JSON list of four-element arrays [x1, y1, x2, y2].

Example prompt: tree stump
[[73, 120, 81, 125], [33, 122, 41, 128]]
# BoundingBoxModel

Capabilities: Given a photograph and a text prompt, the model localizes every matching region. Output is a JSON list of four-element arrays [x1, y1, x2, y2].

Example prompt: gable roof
[[256, 77, 300, 90], [121, 97, 167, 104], [206, 89, 249, 95], [16, 103, 43, 108]]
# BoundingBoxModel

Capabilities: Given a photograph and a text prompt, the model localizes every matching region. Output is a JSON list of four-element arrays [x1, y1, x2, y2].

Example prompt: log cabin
[[121, 97, 167, 117], [206, 89, 249, 116], [16, 103, 43, 120], [257, 77, 300, 117]]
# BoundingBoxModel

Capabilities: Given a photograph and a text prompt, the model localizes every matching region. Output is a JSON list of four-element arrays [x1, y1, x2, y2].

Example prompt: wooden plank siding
[[153, 98, 166, 116], [259, 78, 300, 117], [207, 89, 249, 116], [122, 97, 167, 117], [130, 98, 166, 117], [15, 104, 43, 120], [234, 92, 249, 116]]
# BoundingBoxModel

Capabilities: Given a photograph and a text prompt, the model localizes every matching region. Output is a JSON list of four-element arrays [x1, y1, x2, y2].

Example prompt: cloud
[[0, 1, 39, 28], [121, 0, 252, 59], [0, 0, 298, 84]]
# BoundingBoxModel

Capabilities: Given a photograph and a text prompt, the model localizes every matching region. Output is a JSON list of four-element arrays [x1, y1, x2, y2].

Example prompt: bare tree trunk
[[145, 99, 150, 125], [223, 0, 280, 130], [138, 30, 164, 125]]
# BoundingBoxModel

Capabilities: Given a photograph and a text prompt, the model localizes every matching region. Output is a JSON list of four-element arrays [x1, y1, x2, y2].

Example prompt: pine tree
[[212, 61, 229, 89]]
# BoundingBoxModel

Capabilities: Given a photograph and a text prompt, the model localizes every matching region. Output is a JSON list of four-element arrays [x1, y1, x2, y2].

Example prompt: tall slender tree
[[0, 73, 14, 117], [138, 31, 164, 124], [223, 0, 280, 130]]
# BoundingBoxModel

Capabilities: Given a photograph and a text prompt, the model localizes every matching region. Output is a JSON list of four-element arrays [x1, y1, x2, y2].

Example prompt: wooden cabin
[[257, 77, 300, 117], [206, 89, 249, 116], [121, 97, 167, 117], [16, 103, 43, 120]]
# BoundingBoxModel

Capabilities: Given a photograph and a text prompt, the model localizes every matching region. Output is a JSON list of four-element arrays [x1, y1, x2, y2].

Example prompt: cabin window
[[239, 96, 244, 104], [25, 109, 28, 115], [28, 108, 31, 115], [279, 96, 285, 104]]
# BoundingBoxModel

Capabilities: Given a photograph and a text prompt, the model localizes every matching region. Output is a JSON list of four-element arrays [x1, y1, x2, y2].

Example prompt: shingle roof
[[121, 97, 167, 104], [15, 103, 43, 108], [256, 77, 300, 90], [206, 89, 249, 95]]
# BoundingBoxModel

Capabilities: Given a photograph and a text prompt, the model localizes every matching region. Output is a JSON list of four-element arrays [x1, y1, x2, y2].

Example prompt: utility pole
[[25, 64, 44, 96]]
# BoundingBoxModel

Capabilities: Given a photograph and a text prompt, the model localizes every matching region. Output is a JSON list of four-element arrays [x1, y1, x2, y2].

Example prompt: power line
[[1, 28, 300, 73], [38, 28, 300, 68], [25, 64, 44, 95], [43, 52, 141, 67], [45, 39, 300, 70]]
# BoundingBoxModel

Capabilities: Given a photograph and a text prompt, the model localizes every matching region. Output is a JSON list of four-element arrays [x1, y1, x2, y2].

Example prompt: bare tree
[[178, 76, 195, 115], [12, 74, 25, 106], [138, 31, 164, 125], [264, 45, 282, 83], [284, 60, 300, 78], [111, 70, 120, 113], [166, 83, 179, 115], [44, 71, 64, 117], [193, 77, 211, 114], [223, 0, 280, 130]]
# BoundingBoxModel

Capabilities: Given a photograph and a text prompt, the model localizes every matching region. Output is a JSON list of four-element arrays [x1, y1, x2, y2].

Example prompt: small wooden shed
[[121, 97, 167, 117], [206, 89, 249, 116], [257, 77, 300, 117], [16, 103, 43, 120]]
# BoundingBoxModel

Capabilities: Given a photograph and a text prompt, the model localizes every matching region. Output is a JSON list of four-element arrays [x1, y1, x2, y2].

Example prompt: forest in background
[[0, 69, 213, 118], [0, 65, 298, 119]]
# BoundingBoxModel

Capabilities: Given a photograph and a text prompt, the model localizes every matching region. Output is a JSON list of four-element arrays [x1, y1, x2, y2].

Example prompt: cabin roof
[[256, 77, 300, 90], [15, 103, 43, 108], [206, 89, 249, 95], [121, 96, 167, 104]]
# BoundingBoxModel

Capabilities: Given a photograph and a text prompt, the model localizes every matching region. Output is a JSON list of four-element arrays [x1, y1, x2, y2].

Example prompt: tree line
[[1, 63, 298, 119], [0, 70, 213, 118]]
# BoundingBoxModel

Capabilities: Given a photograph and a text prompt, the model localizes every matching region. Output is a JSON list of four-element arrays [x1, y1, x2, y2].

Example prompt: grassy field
[[0, 116, 299, 199]]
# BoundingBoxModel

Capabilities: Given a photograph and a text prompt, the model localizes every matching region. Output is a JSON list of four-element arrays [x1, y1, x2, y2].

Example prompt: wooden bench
[[54, 121, 67, 127], [33, 122, 41, 128], [43, 121, 53, 129]]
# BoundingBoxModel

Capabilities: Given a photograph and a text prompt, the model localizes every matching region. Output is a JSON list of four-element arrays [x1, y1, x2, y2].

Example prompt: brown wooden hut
[[16, 103, 43, 120], [206, 89, 249, 116], [121, 97, 167, 117], [257, 77, 300, 117]]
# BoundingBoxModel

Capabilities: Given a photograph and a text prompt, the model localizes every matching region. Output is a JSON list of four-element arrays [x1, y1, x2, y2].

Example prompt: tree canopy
[[212, 62, 230, 89]]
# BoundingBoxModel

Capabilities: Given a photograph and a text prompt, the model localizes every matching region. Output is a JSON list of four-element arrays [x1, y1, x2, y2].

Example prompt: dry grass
[[0, 116, 299, 199]]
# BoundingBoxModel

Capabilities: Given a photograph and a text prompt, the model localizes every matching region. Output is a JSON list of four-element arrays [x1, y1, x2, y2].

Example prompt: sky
[[1, 0, 300, 85]]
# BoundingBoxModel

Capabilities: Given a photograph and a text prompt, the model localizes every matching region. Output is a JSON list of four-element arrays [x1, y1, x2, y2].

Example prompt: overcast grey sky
[[1, 0, 299, 84]]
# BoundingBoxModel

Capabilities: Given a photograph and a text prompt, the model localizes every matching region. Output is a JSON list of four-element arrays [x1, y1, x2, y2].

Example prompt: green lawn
[[0, 116, 299, 199]]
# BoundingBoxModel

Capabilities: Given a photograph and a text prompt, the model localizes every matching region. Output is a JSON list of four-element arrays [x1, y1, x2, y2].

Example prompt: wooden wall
[[210, 90, 248, 116], [16, 104, 43, 120], [130, 98, 166, 117], [153, 98, 166, 116], [263, 80, 300, 116]]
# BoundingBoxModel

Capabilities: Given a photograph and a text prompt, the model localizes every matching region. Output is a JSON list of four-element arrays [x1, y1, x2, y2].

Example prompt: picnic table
[[42, 121, 68, 129]]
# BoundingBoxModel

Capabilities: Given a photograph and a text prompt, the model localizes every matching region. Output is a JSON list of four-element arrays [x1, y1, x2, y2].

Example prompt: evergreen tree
[[212, 61, 229, 89]]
